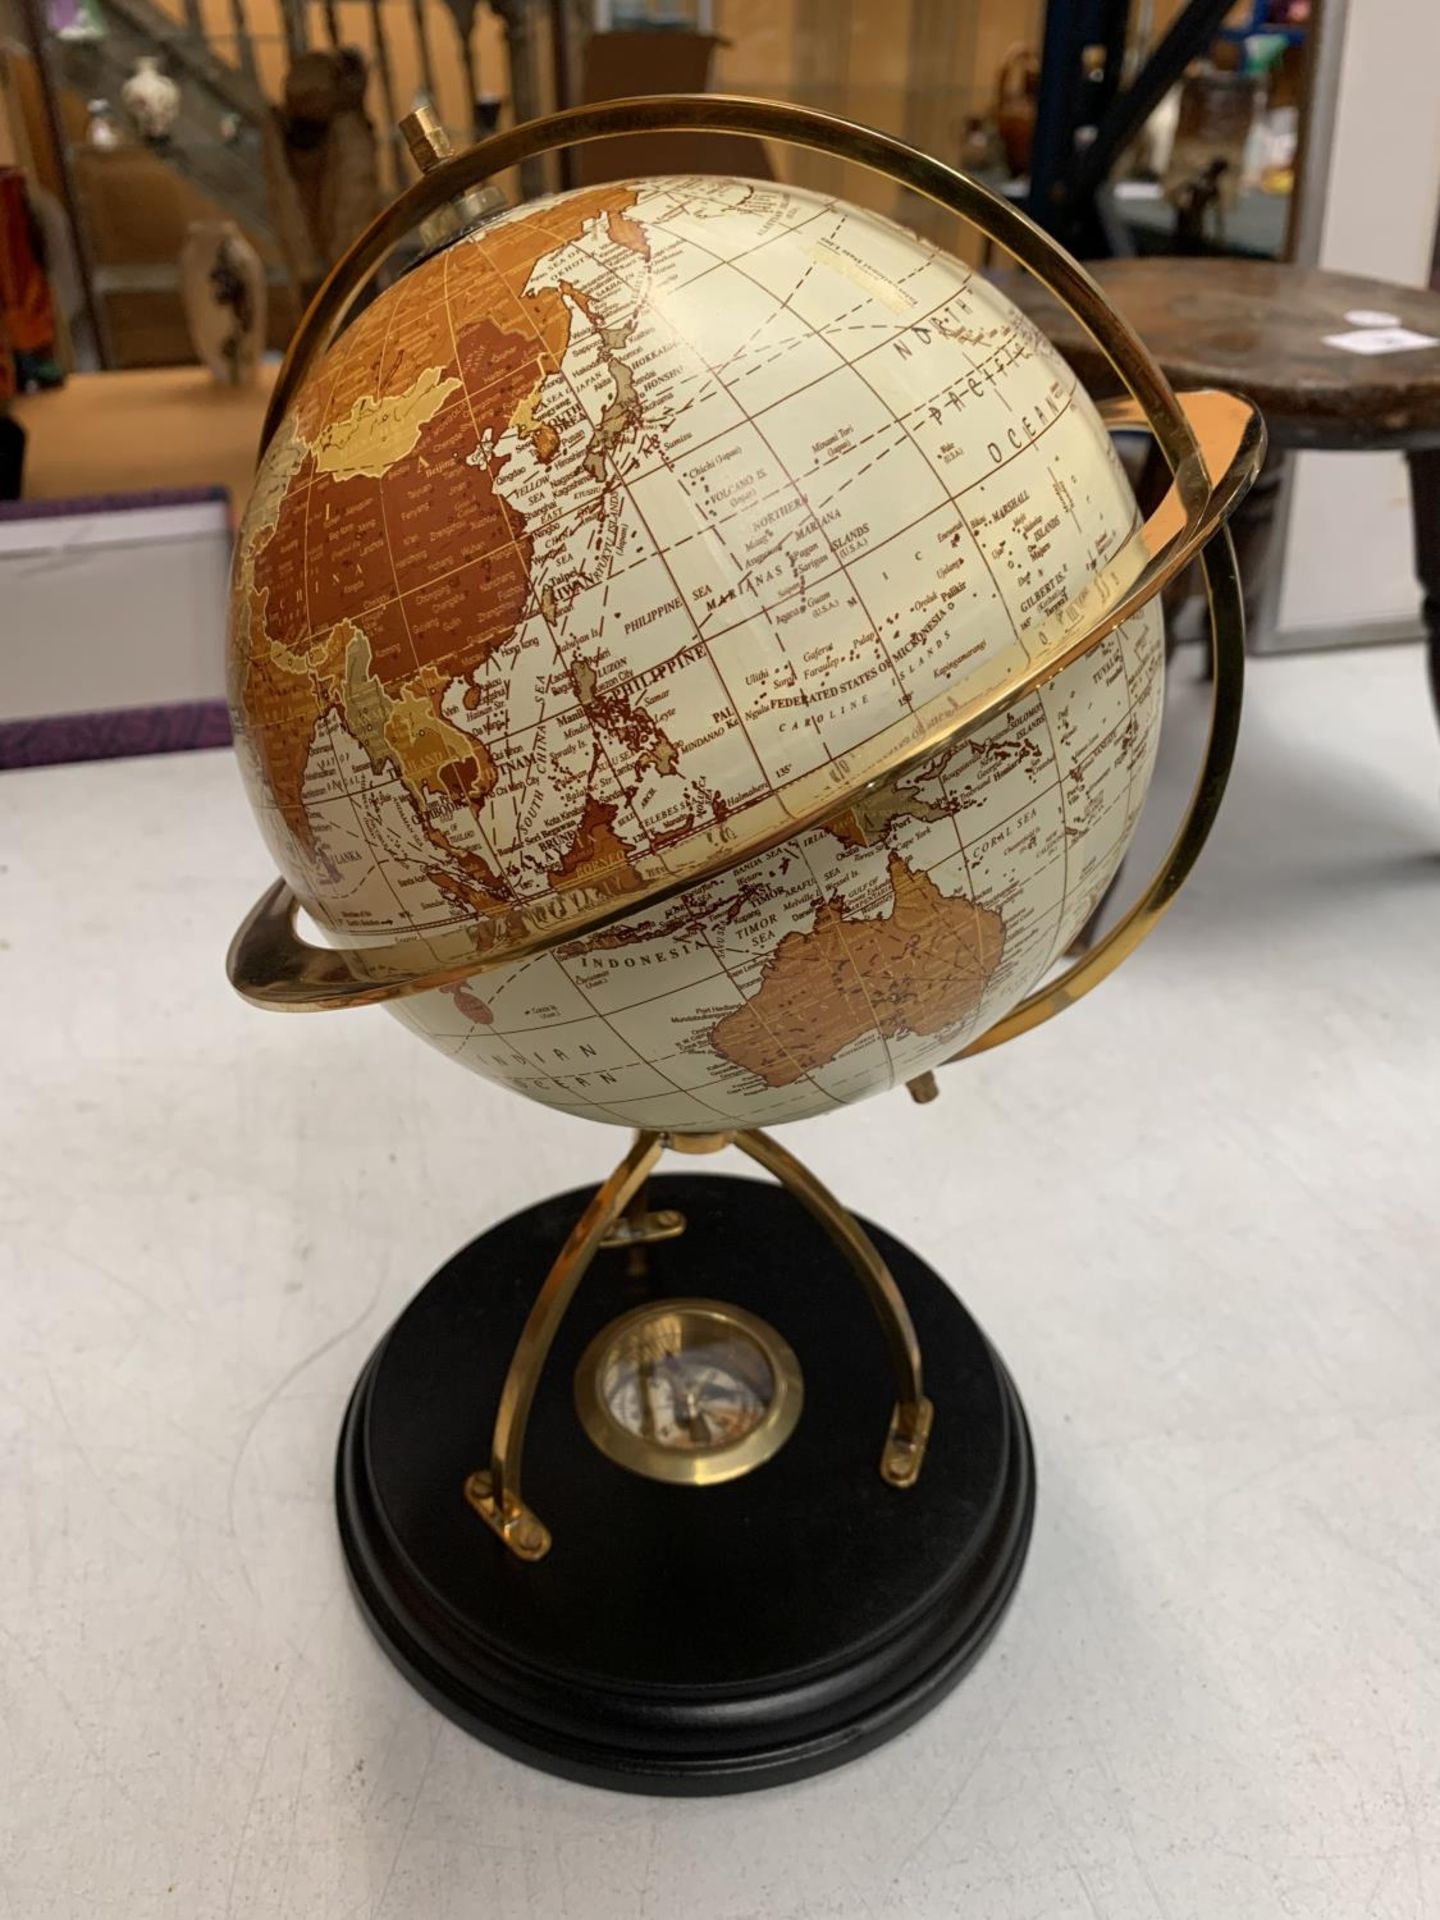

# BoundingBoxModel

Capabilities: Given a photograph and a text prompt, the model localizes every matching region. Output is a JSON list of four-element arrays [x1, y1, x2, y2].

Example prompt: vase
[[180, 220, 266, 388], [122, 55, 180, 144]]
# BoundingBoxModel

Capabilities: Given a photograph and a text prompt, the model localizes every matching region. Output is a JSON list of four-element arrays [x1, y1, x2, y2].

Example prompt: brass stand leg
[[466, 1129, 665, 1560], [470, 1124, 932, 1560], [733, 1131, 934, 1488], [619, 1182, 652, 1281]]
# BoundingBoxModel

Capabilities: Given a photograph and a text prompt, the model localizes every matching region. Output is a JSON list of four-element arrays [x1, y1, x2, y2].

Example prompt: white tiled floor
[[2, 644, 1438, 1919]]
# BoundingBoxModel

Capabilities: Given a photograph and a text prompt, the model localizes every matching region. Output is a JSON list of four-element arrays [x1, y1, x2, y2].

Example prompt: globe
[[229, 172, 1164, 1133]]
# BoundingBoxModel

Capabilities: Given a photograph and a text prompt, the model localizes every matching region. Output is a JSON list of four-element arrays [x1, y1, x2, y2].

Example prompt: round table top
[[997, 257, 1440, 450]]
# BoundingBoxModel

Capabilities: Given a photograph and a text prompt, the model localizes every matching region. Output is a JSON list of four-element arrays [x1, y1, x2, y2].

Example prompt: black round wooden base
[[336, 1173, 1034, 1794]]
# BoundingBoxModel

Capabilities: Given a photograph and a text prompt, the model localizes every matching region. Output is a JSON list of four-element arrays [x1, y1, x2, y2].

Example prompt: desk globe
[[228, 99, 1259, 1792]]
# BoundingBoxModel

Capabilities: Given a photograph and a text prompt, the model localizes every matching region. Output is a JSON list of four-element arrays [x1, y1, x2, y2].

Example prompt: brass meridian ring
[[229, 95, 1260, 1050]]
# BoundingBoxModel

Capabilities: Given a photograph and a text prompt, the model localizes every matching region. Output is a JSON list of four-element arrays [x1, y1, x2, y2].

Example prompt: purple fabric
[[0, 485, 231, 524], [0, 700, 233, 770]]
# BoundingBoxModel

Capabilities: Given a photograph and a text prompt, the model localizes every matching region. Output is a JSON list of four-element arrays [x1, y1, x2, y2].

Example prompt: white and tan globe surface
[[229, 175, 1163, 1131]]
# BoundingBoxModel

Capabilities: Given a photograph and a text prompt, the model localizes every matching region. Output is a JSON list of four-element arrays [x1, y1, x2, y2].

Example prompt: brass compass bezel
[[575, 1297, 803, 1487]]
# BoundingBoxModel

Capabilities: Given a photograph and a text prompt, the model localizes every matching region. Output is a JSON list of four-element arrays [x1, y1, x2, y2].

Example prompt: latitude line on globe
[[611, 266, 1000, 516], [843, 327, 1071, 664], [638, 228, 932, 780], [693, 241, 1072, 736], [616, 276, 995, 514]]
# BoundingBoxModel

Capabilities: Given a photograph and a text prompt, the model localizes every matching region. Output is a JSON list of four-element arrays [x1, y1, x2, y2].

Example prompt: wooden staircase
[[50, 0, 275, 242], [9, 0, 572, 367]]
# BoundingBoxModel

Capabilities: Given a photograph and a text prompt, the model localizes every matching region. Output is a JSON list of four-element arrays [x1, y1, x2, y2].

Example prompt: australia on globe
[[228, 173, 1163, 1131]]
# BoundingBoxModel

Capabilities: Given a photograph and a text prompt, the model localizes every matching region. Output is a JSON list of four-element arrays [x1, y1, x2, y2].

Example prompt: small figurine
[[1170, 157, 1230, 252], [85, 99, 120, 150], [122, 55, 181, 146]]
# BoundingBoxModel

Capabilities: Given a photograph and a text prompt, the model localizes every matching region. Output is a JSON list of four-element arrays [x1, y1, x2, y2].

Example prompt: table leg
[[1406, 448, 1440, 728]]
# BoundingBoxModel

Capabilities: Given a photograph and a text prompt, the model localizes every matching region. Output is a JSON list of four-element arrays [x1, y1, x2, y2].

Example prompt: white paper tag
[[1323, 326, 1440, 356], [1344, 307, 1401, 327]]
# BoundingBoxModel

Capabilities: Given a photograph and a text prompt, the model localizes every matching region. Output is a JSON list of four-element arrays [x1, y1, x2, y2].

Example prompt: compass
[[575, 1299, 803, 1486]]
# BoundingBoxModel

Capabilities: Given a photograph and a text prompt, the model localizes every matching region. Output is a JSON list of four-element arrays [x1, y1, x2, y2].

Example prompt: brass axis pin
[[400, 103, 453, 174], [398, 107, 507, 247]]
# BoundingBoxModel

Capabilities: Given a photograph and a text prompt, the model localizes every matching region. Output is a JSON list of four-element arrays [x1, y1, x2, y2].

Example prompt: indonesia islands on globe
[[229, 174, 1163, 1130]]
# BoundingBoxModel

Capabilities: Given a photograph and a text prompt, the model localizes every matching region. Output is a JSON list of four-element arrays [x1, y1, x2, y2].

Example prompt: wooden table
[[998, 258, 1440, 717], [9, 363, 277, 517]]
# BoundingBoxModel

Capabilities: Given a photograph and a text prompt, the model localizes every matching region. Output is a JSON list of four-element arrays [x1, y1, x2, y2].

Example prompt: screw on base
[[600, 1208, 686, 1249], [880, 1397, 934, 1487], [397, 106, 508, 250], [465, 1470, 551, 1561]]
